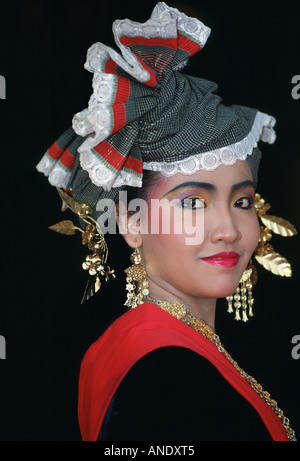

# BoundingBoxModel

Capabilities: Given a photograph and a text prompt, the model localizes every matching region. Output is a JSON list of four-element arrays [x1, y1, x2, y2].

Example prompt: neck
[[147, 280, 217, 332]]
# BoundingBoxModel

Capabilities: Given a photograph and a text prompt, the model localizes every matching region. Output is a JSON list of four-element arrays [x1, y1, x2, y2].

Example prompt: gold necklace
[[145, 298, 296, 442]]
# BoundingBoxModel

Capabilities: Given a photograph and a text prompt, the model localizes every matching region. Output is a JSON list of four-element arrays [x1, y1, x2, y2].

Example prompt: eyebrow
[[165, 182, 216, 196], [164, 180, 255, 196], [231, 180, 255, 192]]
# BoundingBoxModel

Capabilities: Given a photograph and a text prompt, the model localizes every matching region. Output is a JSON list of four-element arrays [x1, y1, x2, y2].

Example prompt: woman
[[37, 3, 296, 441]]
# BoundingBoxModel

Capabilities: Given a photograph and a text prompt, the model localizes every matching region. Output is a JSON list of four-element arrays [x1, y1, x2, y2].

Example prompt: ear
[[115, 202, 143, 249]]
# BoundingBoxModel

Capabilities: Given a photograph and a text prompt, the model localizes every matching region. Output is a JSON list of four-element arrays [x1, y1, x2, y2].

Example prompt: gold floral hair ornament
[[48, 188, 115, 304]]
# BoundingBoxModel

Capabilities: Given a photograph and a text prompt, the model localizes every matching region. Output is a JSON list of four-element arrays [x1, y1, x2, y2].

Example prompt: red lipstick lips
[[201, 252, 240, 267]]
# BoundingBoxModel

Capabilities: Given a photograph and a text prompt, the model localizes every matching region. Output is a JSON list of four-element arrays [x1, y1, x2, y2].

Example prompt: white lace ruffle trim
[[79, 144, 143, 190], [36, 154, 72, 189], [143, 111, 276, 177], [76, 110, 276, 190]]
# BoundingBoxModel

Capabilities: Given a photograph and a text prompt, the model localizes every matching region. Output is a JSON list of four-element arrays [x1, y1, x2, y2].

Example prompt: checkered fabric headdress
[[37, 2, 276, 207]]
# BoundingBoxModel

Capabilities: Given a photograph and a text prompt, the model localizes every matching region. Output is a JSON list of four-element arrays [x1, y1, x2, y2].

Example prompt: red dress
[[78, 302, 289, 441]]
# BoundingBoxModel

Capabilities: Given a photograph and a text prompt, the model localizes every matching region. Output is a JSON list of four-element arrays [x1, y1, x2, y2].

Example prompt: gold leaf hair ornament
[[254, 193, 297, 277], [48, 188, 116, 304], [227, 193, 297, 322]]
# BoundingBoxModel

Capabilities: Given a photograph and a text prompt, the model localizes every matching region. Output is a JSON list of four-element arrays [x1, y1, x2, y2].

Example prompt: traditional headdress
[[37, 2, 275, 200], [37, 2, 296, 306]]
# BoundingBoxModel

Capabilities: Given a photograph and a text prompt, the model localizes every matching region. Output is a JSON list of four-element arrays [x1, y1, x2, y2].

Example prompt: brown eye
[[234, 196, 253, 209], [181, 197, 206, 209]]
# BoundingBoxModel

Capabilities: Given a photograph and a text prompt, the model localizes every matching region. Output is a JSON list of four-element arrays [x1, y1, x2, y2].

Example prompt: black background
[[0, 0, 299, 441]]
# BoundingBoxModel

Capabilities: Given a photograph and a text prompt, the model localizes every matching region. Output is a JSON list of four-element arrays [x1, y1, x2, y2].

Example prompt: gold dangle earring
[[226, 264, 255, 322], [226, 192, 297, 322], [124, 246, 149, 309]]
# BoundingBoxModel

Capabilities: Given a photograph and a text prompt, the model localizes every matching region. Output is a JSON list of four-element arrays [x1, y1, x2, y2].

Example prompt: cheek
[[142, 231, 187, 264], [141, 211, 194, 278], [241, 214, 260, 255]]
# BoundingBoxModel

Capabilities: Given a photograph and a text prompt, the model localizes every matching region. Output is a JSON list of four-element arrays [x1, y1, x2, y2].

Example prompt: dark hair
[[122, 170, 162, 205]]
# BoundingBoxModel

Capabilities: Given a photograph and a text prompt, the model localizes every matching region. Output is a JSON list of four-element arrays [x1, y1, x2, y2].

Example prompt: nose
[[209, 210, 242, 244]]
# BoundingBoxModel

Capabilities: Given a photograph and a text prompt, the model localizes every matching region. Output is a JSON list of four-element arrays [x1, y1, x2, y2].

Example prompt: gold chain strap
[[145, 298, 296, 442]]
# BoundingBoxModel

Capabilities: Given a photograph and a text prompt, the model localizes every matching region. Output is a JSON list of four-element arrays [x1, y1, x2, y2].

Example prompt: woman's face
[[137, 160, 260, 301]]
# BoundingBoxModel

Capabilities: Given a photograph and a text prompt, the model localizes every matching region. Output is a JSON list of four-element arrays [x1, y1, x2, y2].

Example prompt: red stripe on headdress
[[105, 57, 117, 74], [178, 32, 201, 56], [123, 154, 143, 174], [111, 103, 126, 134], [60, 149, 76, 169], [94, 141, 142, 174], [120, 35, 178, 50], [94, 142, 125, 170], [48, 142, 64, 160], [115, 76, 131, 105]]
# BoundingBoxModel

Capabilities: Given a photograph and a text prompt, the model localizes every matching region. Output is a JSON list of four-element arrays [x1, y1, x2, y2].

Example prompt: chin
[[205, 280, 241, 299]]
